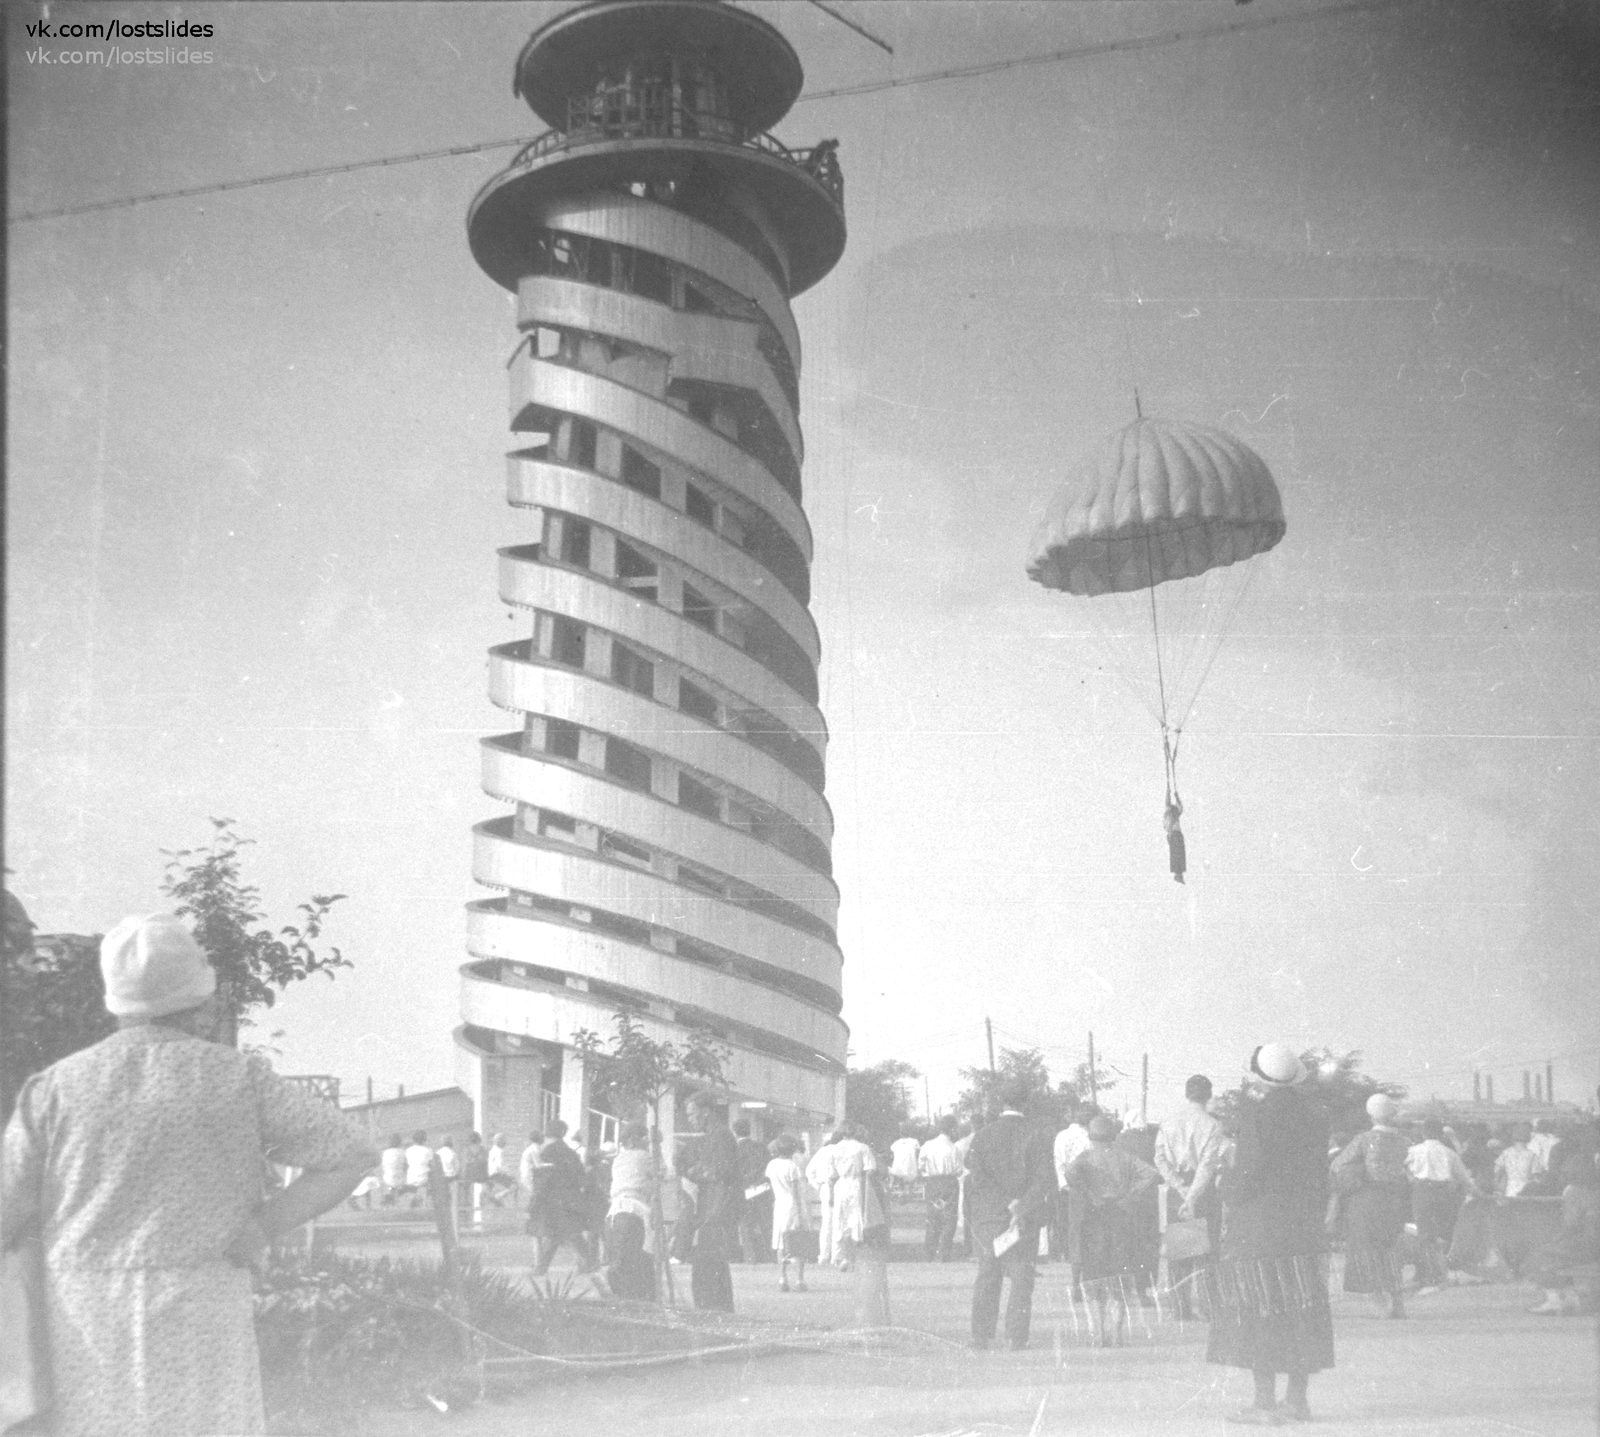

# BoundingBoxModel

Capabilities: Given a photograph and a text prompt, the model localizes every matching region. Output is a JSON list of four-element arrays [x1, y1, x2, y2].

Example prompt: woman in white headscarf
[[1, 913, 375, 1437], [1330, 1092, 1412, 1318], [1205, 1043, 1335, 1426]]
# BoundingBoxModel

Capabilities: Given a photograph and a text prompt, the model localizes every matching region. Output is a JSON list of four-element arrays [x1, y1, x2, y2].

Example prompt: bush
[[254, 1248, 719, 1430], [256, 1251, 515, 1429]]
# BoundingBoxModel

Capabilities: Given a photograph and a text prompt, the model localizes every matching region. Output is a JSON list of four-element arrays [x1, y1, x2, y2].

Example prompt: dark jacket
[[529, 1138, 587, 1218], [685, 1126, 744, 1260], [964, 1112, 1055, 1237], [1219, 1086, 1329, 1260]]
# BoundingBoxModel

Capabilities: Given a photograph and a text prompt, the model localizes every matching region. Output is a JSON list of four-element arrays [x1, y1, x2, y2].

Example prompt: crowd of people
[[886, 1046, 1595, 1422], [366, 1061, 1598, 1366], [4, 913, 1596, 1436], [496, 1107, 891, 1311]]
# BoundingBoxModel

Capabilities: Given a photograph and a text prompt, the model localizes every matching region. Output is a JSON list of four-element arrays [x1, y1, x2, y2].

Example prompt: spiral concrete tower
[[457, 0, 847, 1147]]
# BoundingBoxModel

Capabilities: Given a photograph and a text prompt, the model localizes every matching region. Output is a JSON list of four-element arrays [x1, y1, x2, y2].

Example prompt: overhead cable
[[10, 137, 528, 224], [11, 0, 1403, 226]]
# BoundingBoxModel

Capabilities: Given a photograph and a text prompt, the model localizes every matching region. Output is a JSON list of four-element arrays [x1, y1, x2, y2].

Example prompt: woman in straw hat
[[1, 913, 375, 1437], [1206, 1042, 1335, 1425]]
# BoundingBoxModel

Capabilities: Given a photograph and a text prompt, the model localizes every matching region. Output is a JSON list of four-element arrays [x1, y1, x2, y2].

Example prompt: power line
[[10, 0, 1404, 226], [9, 136, 529, 224]]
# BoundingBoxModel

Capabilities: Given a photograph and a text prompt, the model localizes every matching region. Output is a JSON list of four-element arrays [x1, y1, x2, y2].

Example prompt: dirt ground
[[311, 1208, 1597, 1437]]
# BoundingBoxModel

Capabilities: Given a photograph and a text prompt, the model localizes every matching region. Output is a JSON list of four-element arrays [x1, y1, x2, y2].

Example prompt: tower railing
[[505, 101, 843, 207]]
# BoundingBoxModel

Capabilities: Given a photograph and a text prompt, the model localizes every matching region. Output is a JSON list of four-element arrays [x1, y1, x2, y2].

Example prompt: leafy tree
[[1, 892, 113, 1120], [161, 818, 349, 1040], [1065, 1058, 1117, 1107], [955, 1047, 1075, 1132], [1212, 1048, 1405, 1139], [844, 1058, 920, 1154], [572, 1010, 731, 1139], [3, 825, 349, 1115], [571, 1011, 730, 1305], [1296, 1048, 1406, 1137]]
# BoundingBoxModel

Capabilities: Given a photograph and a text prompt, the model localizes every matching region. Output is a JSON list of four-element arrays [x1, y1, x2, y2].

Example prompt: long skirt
[[605, 1213, 656, 1301], [1205, 1254, 1335, 1375], [1342, 1182, 1409, 1293], [48, 1264, 263, 1437]]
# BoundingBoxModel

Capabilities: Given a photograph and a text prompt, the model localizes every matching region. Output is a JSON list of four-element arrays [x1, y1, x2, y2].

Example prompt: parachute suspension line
[[1142, 530, 1171, 732], [1143, 527, 1179, 809], [1171, 557, 1263, 736]]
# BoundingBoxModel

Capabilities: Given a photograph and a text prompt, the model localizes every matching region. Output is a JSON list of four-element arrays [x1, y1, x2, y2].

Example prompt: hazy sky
[[9, 1, 1599, 1121]]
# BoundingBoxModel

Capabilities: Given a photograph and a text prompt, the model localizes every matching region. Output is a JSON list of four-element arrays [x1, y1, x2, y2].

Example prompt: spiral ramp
[[459, 17, 849, 1143]]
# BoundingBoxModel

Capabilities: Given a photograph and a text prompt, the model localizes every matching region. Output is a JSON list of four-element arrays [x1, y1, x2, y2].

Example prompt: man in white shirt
[[890, 1130, 922, 1194], [378, 1132, 407, 1206], [1052, 1104, 1092, 1275], [403, 1130, 435, 1209], [1407, 1118, 1479, 1291], [485, 1132, 512, 1207], [1496, 1128, 1539, 1198], [519, 1129, 546, 1196], [918, 1116, 962, 1260], [1154, 1077, 1225, 1318], [954, 1122, 979, 1257], [1528, 1120, 1558, 1176], [433, 1136, 460, 1238]]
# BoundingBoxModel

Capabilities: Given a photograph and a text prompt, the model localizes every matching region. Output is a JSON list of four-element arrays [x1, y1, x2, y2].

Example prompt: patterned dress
[[1206, 1086, 1335, 1376], [1, 1026, 370, 1437]]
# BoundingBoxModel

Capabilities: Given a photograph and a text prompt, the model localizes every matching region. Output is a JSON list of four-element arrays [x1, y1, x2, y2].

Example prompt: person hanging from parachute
[[1026, 415, 1286, 883], [1163, 798, 1186, 884]]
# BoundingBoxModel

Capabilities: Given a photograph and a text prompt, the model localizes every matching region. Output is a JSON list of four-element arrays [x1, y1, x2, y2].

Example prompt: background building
[[456, 0, 849, 1148]]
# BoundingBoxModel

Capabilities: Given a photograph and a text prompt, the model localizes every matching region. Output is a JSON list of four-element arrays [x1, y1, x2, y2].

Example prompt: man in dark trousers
[[734, 1117, 774, 1263], [683, 1093, 744, 1310], [966, 1081, 1056, 1350], [527, 1119, 596, 1276]]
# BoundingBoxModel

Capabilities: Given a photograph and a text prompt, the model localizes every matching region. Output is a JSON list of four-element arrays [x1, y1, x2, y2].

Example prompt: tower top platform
[[514, 0, 804, 136]]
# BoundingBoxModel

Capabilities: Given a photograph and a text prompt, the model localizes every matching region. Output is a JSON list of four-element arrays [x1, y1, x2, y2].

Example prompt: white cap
[[100, 913, 216, 1018], [1249, 1042, 1307, 1087], [1365, 1093, 1398, 1124]]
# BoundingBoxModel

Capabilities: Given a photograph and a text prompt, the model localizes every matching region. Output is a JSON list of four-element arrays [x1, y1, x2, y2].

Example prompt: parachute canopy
[[1026, 417, 1285, 597]]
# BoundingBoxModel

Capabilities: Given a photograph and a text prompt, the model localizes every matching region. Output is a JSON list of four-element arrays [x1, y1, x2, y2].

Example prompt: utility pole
[[1088, 1032, 1097, 1107], [1547, 1060, 1554, 1104], [1140, 1053, 1149, 1127], [985, 1016, 996, 1073]]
